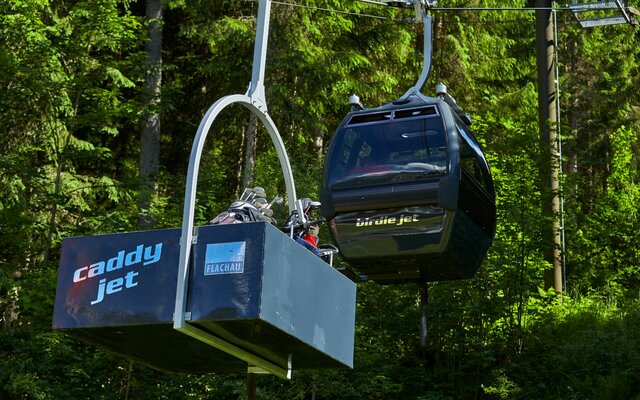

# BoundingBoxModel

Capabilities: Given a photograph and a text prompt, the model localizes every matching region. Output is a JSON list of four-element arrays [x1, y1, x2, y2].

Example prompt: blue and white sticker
[[204, 241, 246, 275]]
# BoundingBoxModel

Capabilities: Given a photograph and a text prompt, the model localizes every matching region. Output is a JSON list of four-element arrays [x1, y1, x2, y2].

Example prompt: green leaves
[[1, 0, 640, 399], [0, 0, 143, 378]]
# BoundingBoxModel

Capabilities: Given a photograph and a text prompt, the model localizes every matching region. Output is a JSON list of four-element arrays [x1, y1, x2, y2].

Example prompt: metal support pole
[[419, 281, 428, 354], [172, 0, 298, 379], [247, 373, 258, 400], [400, 11, 433, 100], [247, 0, 271, 107]]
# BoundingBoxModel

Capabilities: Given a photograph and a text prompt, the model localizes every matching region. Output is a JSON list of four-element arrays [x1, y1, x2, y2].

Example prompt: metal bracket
[[177, 323, 292, 379], [365, 0, 436, 100], [247, 354, 292, 377], [245, 0, 271, 108], [567, 0, 638, 28], [172, 0, 300, 380], [399, 11, 433, 100], [417, 0, 437, 14], [378, 0, 436, 20]]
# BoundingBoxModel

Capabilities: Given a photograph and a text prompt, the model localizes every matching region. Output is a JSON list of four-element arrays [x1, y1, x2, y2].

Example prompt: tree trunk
[[242, 113, 258, 190], [535, 0, 562, 292], [313, 128, 323, 167], [139, 0, 163, 229]]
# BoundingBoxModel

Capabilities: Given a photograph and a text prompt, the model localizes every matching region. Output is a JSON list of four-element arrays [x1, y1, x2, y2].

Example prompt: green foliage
[[569, 126, 640, 299], [481, 295, 640, 399], [1, 0, 640, 399]]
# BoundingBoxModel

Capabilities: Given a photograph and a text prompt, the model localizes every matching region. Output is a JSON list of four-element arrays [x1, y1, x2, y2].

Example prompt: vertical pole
[[401, 12, 433, 99], [173, 0, 297, 380], [419, 281, 428, 354], [247, 0, 302, 218], [535, 0, 563, 293], [248, 0, 271, 105], [247, 373, 258, 400]]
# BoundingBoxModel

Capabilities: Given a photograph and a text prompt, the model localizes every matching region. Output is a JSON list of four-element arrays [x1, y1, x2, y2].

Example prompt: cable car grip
[[399, 8, 434, 100]]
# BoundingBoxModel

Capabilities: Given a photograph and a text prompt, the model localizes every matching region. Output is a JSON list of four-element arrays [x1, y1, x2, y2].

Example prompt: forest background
[[1, 0, 640, 398]]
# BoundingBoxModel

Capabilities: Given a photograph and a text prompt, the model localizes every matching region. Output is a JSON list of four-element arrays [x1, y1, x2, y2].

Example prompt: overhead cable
[[353, 0, 563, 11], [271, 0, 413, 22], [268, 0, 583, 24]]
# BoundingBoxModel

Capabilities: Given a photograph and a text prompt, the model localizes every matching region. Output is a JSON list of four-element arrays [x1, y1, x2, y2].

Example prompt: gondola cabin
[[321, 88, 496, 283]]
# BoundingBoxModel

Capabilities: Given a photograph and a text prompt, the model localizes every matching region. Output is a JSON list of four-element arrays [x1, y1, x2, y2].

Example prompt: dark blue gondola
[[321, 86, 496, 283]]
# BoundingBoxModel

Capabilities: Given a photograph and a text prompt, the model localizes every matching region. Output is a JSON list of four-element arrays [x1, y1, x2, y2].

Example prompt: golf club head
[[252, 186, 266, 198], [254, 197, 268, 208], [301, 198, 321, 213], [267, 195, 284, 209]]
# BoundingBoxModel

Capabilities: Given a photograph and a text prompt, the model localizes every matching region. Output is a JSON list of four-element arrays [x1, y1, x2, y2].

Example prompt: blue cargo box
[[53, 222, 356, 374]]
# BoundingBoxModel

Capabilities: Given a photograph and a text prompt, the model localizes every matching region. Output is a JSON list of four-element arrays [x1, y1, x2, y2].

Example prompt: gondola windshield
[[326, 108, 449, 190]]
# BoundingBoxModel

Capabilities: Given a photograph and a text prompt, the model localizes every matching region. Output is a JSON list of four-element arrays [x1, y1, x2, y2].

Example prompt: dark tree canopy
[[1, 0, 640, 398]]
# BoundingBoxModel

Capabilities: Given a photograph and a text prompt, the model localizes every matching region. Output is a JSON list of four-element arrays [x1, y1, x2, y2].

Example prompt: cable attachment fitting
[[380, 0, 435, 19], [414, 0, 437, 21], [380, 0, 413, 8]]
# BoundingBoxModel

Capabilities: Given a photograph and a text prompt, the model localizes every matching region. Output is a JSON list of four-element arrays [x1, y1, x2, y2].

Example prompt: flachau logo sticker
[[204, 241, 246, 276]]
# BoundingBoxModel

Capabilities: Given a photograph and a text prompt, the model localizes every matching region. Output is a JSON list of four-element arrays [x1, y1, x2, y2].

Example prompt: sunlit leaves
[[1, 0, 640, 399]]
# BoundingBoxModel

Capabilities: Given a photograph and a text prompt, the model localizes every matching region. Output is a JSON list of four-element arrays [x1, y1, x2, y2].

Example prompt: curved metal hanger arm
[[173, 0, 300, 379], [400, 1, 435, 100]]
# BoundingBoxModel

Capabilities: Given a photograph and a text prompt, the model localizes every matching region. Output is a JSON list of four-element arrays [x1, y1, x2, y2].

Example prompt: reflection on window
[[456, 121, 491, 194], [328, 116, 448, 188]]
